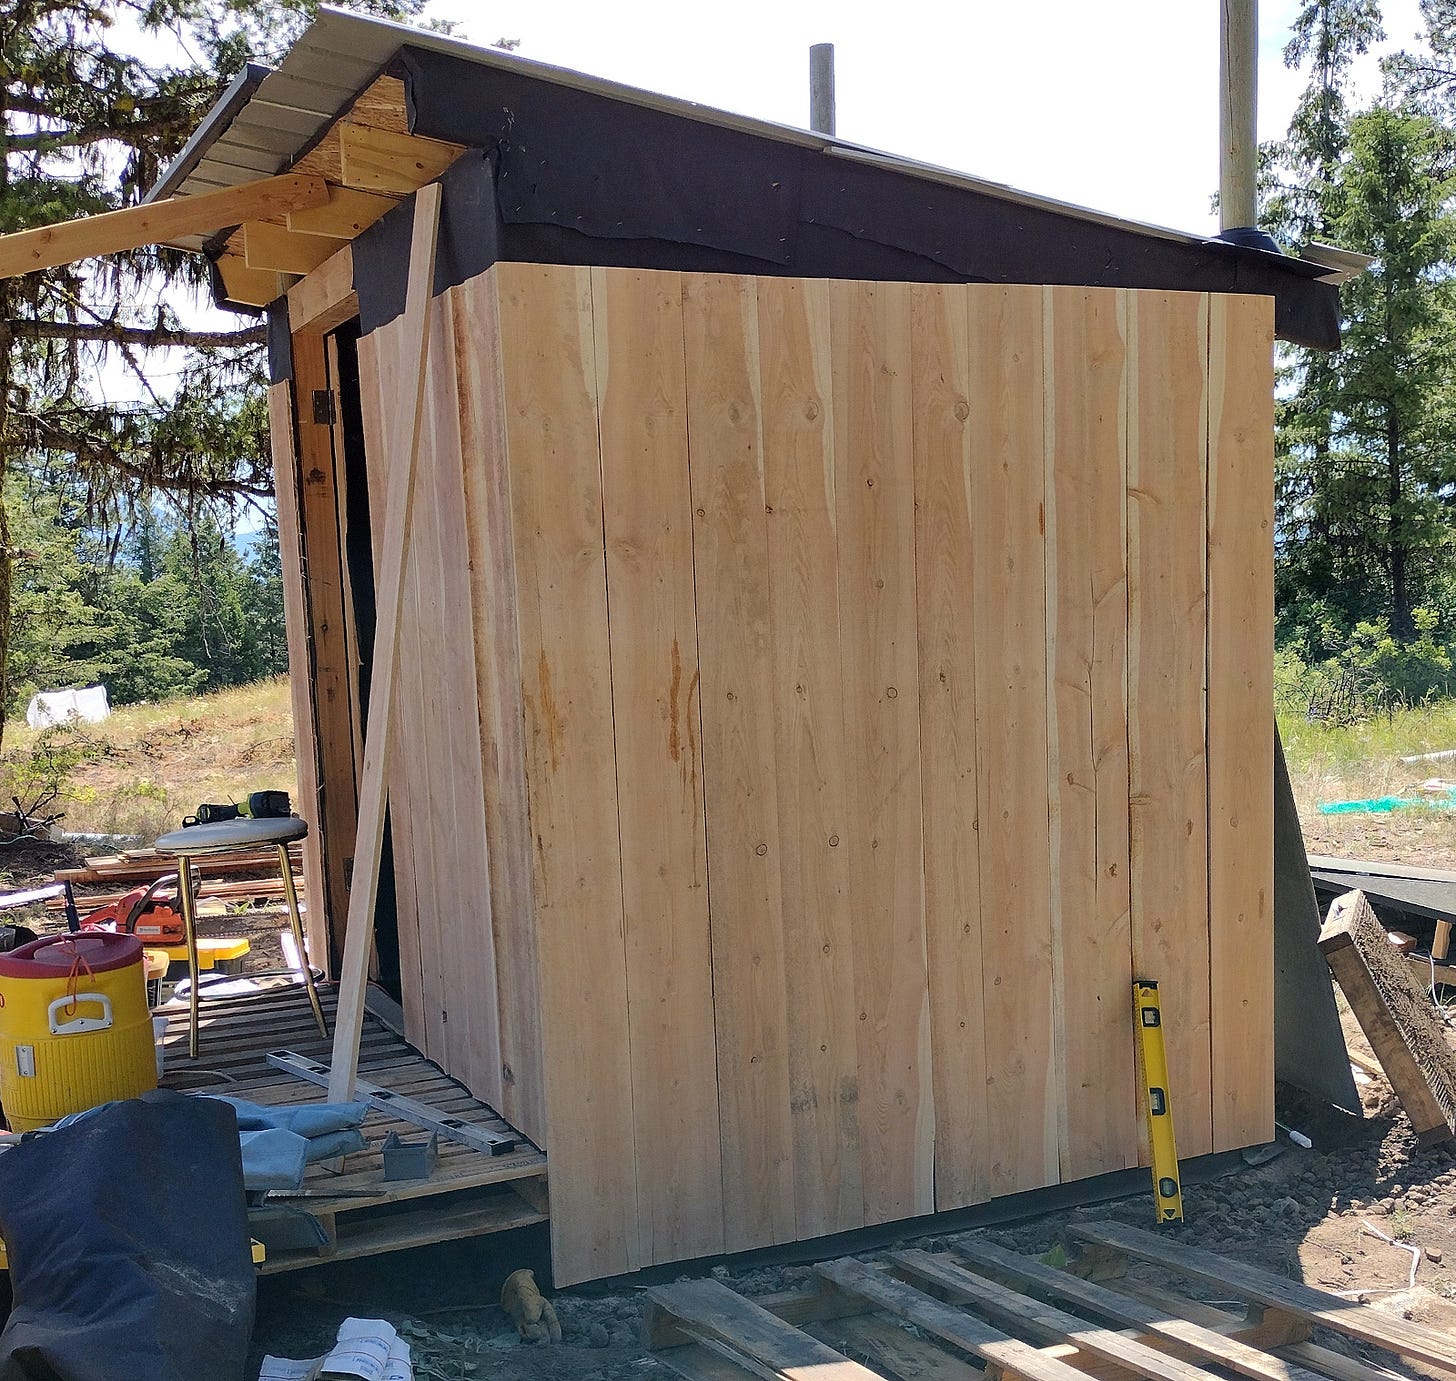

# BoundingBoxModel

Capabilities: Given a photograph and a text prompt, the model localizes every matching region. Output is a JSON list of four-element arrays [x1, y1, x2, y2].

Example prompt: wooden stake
[[1318, 890, 1456, 1146], [327, 181, 443, 1103]]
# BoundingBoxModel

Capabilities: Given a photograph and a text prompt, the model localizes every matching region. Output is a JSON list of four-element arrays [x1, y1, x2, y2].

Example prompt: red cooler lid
[[0, 932, 143, 979]]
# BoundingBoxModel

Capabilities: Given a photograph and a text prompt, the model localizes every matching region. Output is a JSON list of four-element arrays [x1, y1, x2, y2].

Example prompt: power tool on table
[[183, 789, 291, 828]]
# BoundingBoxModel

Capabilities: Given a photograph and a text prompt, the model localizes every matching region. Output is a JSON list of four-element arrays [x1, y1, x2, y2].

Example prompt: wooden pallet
[[644, 1220, 1456, 1381], [159, 985, 548, 1272]]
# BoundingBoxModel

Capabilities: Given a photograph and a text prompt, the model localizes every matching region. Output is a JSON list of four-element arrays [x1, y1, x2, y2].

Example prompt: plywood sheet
[[592, 267, 726, 1264], [1207, 294, 1275, 1150]]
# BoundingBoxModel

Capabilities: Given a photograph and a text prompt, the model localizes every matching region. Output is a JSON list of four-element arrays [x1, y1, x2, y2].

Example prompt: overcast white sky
[[424, 0, 1426, 235]]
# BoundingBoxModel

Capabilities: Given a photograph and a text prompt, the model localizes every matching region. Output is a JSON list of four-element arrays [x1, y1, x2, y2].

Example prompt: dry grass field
[[0, 677, 297, 842]]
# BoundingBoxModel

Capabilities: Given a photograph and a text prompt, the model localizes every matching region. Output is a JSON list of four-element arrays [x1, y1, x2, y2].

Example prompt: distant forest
[[5, 479, 286, 714]]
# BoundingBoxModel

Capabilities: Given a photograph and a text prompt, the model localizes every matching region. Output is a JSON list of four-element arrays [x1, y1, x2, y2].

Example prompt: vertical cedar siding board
[[497, 263, 639, 1284], [968, 285, 1057, 1197], [683, 272, 798, 1254], [451, 276, 548, 1147], [1045, 287, 1138, 1179], [830, 279, 933, 1224], [758, 275, 864, 1238], [1126, 291, 1213, 1161], [592, 268, 725, 1265], [1207, 295, 1276, 1149], [911, 282, 990, 1213], [267, 382, 331, 972], [353, 325, 429, 1054], [288, 332, 361, 970]]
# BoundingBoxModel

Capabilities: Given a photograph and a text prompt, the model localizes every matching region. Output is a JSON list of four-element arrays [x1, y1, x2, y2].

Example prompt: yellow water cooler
[[0, 932, 157, 1131]]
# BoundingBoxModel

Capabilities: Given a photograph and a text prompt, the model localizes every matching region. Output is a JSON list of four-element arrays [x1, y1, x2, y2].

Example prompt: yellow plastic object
[[0, 934, 158, 1132], [1133, 979, 1184, 1223], [250, 1238, 266, 1265], [150, 936, 250, 970]]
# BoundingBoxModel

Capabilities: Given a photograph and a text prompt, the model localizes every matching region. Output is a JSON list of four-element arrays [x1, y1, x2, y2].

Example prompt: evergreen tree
[[1266, 1, 1456, 671], [0, 0, 426, 739]]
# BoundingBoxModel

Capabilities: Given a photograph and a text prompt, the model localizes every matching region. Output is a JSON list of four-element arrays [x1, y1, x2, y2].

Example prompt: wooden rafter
[[215, 252, 291, 308], [288, 185, 399, 239], [337, 122, 463, 195], [242, 221, 347, 276], [0, 173, 329, 279]]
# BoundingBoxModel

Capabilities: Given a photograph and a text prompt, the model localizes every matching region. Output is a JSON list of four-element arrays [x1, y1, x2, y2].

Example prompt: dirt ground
[[239, 992, 1456, 1380]]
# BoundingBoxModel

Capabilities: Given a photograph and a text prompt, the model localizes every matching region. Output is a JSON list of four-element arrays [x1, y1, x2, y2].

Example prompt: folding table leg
[[176, 853, 202, 1060], [278, 842, 328, 1039]]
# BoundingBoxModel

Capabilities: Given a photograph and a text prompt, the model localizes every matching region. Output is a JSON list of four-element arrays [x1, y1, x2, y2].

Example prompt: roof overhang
[[132, 6, 1350, 348]]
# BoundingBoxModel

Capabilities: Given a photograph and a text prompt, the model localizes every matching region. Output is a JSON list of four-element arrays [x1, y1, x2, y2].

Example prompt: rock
[[1428, 1247, 1443, 1264], [587, 1322, 610, 1349]]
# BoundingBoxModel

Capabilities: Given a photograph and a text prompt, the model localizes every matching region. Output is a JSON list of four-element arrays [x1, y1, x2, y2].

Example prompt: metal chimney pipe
[[810, 43, 836, 136], [1220, 0, 1258, 230]]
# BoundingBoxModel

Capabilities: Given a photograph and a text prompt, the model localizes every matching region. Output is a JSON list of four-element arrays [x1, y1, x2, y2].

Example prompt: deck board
[[159, 984, 546, 1270]]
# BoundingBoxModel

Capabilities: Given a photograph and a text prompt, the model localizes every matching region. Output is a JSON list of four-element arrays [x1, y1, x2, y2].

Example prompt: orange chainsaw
[[81, 871, 197, 945]]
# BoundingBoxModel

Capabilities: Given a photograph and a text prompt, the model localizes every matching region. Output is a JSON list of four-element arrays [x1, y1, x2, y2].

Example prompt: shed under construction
[[8, 8, 1352, 1286]]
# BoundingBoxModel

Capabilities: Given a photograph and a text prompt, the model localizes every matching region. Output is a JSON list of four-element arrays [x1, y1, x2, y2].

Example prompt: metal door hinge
[[312, 389, 337, 425]]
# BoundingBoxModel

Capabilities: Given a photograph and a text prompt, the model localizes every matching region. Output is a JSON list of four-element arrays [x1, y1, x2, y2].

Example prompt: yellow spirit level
[[1133, 979, 1183, 1222]]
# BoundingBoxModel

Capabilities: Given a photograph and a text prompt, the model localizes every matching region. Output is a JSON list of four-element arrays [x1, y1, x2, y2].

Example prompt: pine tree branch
[[5, 319, 265, 350]]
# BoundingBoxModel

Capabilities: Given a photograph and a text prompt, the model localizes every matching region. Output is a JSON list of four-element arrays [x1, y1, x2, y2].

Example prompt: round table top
[[153, 815, 309, 855]]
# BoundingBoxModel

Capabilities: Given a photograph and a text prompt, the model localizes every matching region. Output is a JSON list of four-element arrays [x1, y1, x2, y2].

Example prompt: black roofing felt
[[335, 45, 1339, 353]]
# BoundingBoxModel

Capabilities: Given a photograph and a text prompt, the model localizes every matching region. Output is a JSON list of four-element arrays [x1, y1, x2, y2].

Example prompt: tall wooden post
[[810, 43, 836, 136], [1220, 0, 1258, 230]]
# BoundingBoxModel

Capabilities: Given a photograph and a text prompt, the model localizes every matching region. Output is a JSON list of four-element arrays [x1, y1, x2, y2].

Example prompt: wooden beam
[[327, 180, 443, 1104], [287, 244, 357, 334], [288, 185, 399, 239], [242, 221, 347, 275], [0, 173, 329, 279], [215, 252, 289, 308], [1319, 889, 1456, 1146], [337, 122, 463, 194]]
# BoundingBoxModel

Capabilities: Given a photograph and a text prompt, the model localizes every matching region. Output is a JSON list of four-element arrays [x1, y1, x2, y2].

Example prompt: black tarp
[[334, 45, 1340, 354], [0, 1091, 255, 1381]]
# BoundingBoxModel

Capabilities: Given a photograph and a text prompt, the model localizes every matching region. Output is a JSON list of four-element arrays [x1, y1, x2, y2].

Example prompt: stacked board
[[348, 264, 1274, 1285]]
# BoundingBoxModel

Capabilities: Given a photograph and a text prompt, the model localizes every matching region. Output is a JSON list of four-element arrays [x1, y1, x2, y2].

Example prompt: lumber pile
[[48, 844, 306, 915], [56, 845, 303, 887], [642, 1221, 1456, 1381]]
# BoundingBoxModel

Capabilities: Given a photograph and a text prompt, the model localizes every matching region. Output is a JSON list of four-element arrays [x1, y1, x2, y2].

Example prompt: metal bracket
[[311, 389, 337, 425], [266, 1049, 518, 1157]]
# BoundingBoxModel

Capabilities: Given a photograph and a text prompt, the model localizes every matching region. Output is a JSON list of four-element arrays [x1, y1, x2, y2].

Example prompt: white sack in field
[[26, 685, 111, 730]]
